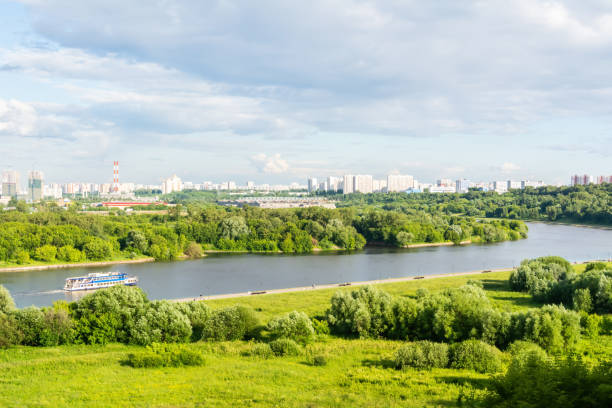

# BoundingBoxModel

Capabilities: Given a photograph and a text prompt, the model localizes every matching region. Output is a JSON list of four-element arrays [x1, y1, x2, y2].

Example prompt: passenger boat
[[63, 272, 138, 292]]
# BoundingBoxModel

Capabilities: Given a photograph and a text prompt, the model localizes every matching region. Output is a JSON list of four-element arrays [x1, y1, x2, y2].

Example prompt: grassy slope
[[1, 264, 610, 408]]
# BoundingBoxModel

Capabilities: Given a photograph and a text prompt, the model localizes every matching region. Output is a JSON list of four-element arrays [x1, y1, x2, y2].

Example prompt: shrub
[[584, 262, 607, 272], [71, 285, 149, 344], [184, 242, 203, 258], [14, 249, 30, 264], [39, 306, 75, 346], [269, 338, 301, 356], [267, 311, 315, 342], [394, 341, 449, 370], [130, 301, 192, 345], [311, 318, 330, 336], [312, 354, 327, 366], [201, 306, 259, 341], [505, 341, 549, 369], [34, 244, 57, 262], [83, 237, 113, 261], [0, 313, 22, 348], [174, 301, 211, 341], [509, 257, 572, 298], [481, 356, 612, 407], [327, 286, 393, 338], [241, 343, 273, 359], [449, 340, 503, 373], [572, 288, 593, 313], [126, 343, 205, 368], [13, 307, 45, 346], [0, 285, 15, 314], [509, 305, 581, 353], [466, 279, 483, 288], [581, 313, 602, 338], [57, 246, 85, 263]]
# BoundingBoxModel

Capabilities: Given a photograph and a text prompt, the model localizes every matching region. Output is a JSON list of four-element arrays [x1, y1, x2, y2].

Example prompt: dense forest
[[0, 205, 526, 265], [327, 183, 612, 224]]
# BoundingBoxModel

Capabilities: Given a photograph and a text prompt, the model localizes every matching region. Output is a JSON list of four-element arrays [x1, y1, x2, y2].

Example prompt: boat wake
[[15, 289, 64, 296]]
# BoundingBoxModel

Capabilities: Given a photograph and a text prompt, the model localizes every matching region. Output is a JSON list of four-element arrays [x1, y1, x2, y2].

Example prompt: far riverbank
[[0, 257, 155, 273]]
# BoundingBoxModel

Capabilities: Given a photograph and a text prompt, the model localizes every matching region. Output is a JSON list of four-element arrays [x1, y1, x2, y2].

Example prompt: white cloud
[[250, 153, 290, 174]]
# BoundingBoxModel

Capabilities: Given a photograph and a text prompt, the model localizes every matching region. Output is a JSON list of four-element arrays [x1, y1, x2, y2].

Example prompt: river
[[2, 222, 611, 308]]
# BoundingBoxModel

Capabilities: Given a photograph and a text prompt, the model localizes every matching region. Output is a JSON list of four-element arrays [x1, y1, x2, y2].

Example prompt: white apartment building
[[343, 175, 355, 194], [354, 175, 373, 194], [387, 174, 414, 192], [493, 181, 508, 193], [308, 177, 318, 193], [521, 180, 545, 188], [327, 176, 341, 192], [429, 186, 456, 193], [507, 180, 522, 190], [436, 178, 453, 187], [162, 175, 183, 194]]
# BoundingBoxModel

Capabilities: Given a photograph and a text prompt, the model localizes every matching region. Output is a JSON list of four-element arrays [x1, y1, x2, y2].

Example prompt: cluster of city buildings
[[570, 174, 612, 186], [307, 174, 548, 194], [1, 163, 610, 206]]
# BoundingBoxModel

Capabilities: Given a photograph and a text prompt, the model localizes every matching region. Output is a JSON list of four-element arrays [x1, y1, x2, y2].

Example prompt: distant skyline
[[1, 1, 611, 184]]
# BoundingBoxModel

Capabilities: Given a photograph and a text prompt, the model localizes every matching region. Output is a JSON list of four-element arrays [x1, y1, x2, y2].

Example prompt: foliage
[[327, 286, 393, 338], [448, 340, 503, 373], [0, 285, 15, 314], [269, 338, 301, 356], [480, 356, 612, 408], [184, 241, 203, 258], [201, 306, 259, 341], [241, 342, 273, 359], [267, 311, 315, 342], [126, 343, 205, 368], [509, 256, 612, 314], [0, 312, 21, 348], [394, 341, 449, 370], [130, 301, 192, 345], [70, 286, 149, 345]]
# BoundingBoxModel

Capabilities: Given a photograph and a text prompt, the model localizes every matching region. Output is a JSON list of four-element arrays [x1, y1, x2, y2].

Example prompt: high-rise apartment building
[[28, 171, 44, 202], [1, 170, 19, 198], [436, 178, 453, 187], [161, 175, 182, 194], [455, 179, 472, 193], [354, 175, 373, 194], [308, 177, 318, 193], [343, 175, 355, 194], [327, 176, 341, 192], [387, 174, 414, 192], [507, 180, 522, 190]]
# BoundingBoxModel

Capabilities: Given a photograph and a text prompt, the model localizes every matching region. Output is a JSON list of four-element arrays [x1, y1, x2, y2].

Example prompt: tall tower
[[113, 161, 120, 193]]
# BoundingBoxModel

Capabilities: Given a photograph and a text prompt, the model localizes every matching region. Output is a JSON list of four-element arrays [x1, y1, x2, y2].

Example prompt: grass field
[[1, 263, 610, 408]]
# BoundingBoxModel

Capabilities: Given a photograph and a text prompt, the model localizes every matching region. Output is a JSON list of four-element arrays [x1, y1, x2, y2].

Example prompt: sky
[[0, 0, 611, 185]]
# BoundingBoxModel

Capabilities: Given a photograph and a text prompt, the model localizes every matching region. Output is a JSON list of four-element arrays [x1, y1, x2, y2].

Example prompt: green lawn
[[1, 263, 610, 408]]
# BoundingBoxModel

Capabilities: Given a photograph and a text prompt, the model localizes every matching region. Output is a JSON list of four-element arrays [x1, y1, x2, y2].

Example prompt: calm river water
[[2, 222, 611, 308]]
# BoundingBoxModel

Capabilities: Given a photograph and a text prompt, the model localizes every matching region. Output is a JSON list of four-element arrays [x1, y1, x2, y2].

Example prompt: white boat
[[63, 272, 138, 292]]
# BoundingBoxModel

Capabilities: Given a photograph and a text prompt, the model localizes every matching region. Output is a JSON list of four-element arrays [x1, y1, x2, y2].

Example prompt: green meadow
[[1, 265, 610, 408]]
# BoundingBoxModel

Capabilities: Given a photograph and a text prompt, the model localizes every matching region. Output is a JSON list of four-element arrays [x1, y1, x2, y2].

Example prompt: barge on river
[[64, 272, 138, 292]]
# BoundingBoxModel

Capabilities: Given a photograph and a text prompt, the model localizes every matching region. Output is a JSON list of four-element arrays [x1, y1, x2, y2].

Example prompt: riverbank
[[172, 265, 514, 303], [0, 257, 155, 273]]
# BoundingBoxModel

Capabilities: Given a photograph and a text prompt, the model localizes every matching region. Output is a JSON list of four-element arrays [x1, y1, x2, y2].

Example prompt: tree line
[[0, 205, 526, 265], [328, 183, 612, 224]]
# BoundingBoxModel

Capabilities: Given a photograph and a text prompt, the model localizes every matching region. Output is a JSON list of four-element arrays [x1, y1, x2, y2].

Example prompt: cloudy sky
[[1, 0, 611, 185]]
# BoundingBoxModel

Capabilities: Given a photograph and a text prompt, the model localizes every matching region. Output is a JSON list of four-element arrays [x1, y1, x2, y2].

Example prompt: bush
[[509, 257, 572, 298], [14, 249, 30, 264], [174, 301, 211, 341], [581, 313, 602, 338], [34, 244, 57, 262], [269, 338, 301, 356], [394, 341, 449, 370], [584, 262, 607, 272], [126, 343, 205, 368], [509, 305, 581, 353], [311, 317, 330, 336], [39, 306, 75, 346], [13, 307, 45, 346], [267, 311, 315, 342], [57, 246, 85, 263], [0, 285, 15, 314], [0, 313, 21, 348], [572, 288, 593, 313], [130, 301, 192, 345], [312, 354, 327, 366], [449, 340, 503, 373], [83, 237, 113, 261], [505, 341, 549, 369], [184, 242, 203, 258], [327, 286, 393, 338], [241, 342, 273, 359], [71, 285, 148, 344], [201, 306, 259, 341], [481, 356, 612, 407]]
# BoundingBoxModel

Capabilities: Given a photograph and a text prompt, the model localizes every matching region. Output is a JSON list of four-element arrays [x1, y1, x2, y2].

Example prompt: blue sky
[[0, 0, 611, 185]]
